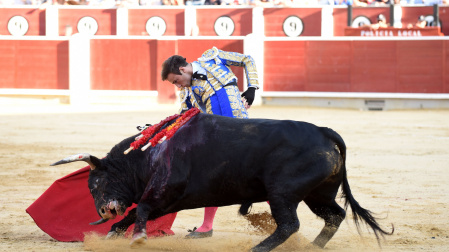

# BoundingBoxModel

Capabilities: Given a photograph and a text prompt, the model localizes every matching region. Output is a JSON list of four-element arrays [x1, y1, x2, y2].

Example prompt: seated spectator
[[407, 15, 428, 29], [253, 0, 274, 6], [204, 0, 221, 4], [353, 0, 374, 6], [373, 14, 389, 29], [334, 0, 353, 5], [422, 0, 442, 5], [162, 0, 184, 4], [373, 0, 390, 5], [185, 0, 204, 4], [365, 14, 389, 29], [140, 0, 162, 5]]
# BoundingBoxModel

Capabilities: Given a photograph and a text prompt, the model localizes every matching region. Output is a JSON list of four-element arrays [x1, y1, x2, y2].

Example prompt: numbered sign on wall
[[8, 16, 29, 36], [351, 16, 371, 28], [146, 16, 167, 37], [282, 16, 304, 37], [77, 16, 99, 35], [214, 16, 235, 36]]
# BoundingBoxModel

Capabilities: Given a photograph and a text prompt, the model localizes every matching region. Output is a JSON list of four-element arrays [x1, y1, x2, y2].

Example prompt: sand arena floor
[[0, 98, 448, 251]]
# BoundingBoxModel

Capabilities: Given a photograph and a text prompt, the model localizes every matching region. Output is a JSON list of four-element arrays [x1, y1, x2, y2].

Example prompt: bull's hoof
[[105, 231, 118, 239], [250, 245, 270, 252], [309, 242, 323, 249], [105, 231, 125, 239], [185, 228, 213, 239], [130, 232, 147, 247]]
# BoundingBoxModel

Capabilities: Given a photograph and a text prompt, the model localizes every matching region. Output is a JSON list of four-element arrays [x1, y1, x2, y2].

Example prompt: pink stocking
[[196, 207, 218, 232]]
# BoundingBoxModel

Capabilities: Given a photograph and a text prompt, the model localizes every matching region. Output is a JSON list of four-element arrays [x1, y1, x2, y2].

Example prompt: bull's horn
[[89, 218, 109, 225], [50, 153, 97, 170]]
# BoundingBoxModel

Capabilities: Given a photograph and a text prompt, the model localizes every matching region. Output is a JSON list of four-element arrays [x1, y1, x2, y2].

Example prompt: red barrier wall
[[1, 6, 448, 38], [333, 7, 349, 37], [335, 6, 447, 36], [401, 6, 434, 27], [196, 8, 252, 36], [0, 39, 68, 89], [90, 39, 156, 91], [58, 8, 116, 36], [264, 40, 307, 91], [2, 38, 448, 101], [440, 6, 449, 36], [128, 8, 185, 36], [264, 7, 322, 37], [334, 7, 392, 37], [264, 39, 449, 93], [155, 39, 178, 103], [396, 40, 445, 93], [445, 40, 449, 88], [0, 8, 45, 36]]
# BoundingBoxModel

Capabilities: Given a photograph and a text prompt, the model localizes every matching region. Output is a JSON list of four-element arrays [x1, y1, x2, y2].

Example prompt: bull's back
[[171, 114, 338, 174], [162, 114, 339, 207]]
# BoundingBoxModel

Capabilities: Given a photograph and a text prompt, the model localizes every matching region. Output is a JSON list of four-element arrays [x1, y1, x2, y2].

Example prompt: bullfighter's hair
[[161, 55, 188, 81]]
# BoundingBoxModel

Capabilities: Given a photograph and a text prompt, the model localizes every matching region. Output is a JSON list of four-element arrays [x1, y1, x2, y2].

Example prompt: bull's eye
[[93, 178, 100, 189]]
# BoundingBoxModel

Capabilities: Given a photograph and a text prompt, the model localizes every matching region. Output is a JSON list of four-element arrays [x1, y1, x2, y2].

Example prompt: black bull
[[52, 113, 392, 251]]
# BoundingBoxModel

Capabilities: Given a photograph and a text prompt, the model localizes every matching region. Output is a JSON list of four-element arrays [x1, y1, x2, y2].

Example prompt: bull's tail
[[341, 168, 394, 244], [321, 127, 394, 245]]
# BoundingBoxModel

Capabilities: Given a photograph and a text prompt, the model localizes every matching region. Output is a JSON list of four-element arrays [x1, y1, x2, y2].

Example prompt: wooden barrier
[[58, 7, 117, 36], [0, 38, 68, 89], [1, 5, 449, 108], [0, 6, 449, 37], [263, 38, 449, 94], [3, 36, 448, 94], [128, 8, 185, 36], [0, 7, 45, 36], [263, 7, 322, 37], [195, 7, 252, 36]]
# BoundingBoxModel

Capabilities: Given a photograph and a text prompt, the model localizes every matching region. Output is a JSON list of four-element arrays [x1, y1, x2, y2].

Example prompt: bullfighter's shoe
[[185, 227, 213, 239]]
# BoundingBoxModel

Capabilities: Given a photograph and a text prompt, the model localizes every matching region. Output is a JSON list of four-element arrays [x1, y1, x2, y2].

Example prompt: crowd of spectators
[[1, 0, 447, 6]]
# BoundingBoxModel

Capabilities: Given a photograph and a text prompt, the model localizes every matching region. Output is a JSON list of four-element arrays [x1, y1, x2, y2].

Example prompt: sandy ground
[[0, 97, 448, 252]]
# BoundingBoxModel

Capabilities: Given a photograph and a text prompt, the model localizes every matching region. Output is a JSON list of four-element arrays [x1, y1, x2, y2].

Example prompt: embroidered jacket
[[179, 47, 259, 115]]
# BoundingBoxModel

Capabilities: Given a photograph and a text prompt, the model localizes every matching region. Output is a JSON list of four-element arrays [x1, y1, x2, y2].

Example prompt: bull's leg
[[304, 198, 345, 248], [251, 200, 299, 252], [107, 208, 137, 239], [130, 203, 151, 246]]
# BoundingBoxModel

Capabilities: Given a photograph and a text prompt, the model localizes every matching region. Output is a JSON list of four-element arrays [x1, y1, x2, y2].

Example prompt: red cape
[[26, 166, 177, 242]]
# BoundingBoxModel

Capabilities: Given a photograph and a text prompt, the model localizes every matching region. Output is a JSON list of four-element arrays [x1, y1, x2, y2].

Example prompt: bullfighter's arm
[[217, 48, 259, 89]]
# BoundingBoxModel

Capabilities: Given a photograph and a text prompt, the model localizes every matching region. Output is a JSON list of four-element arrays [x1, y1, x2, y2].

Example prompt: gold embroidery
[[178, 47, 257, 118], [224, 85, 248, 119], [199, 49, 259, 89]]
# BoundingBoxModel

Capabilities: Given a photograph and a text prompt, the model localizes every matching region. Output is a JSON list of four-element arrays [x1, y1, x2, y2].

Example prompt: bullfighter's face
[[167, 65, 193, 89]]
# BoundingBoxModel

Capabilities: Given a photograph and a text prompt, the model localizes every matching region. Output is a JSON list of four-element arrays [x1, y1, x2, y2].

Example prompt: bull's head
[[51, 153, 130, 225]]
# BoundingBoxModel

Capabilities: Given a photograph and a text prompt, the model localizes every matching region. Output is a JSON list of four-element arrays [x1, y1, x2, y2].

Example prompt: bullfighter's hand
[[242, 97, 251, 109], [241, 87, 256, 106]]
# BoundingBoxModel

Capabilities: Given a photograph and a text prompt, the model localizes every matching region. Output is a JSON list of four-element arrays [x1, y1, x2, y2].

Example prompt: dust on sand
[[1, 98, 448, 251], [83, 211, 313, 252]]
